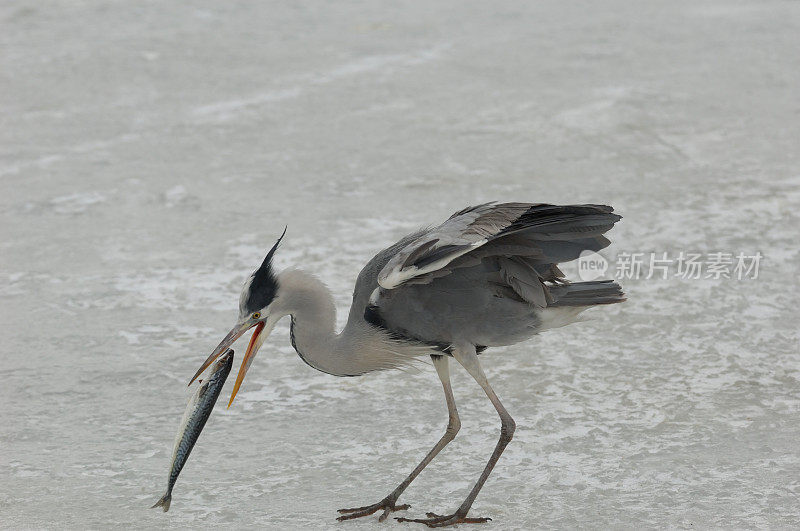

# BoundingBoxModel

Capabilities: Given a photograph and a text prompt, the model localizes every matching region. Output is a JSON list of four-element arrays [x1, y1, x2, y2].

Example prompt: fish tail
[[151, 492, 172, 512]]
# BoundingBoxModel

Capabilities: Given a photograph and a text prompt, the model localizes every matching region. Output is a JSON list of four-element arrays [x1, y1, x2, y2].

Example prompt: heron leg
[[337, 354, 461, 522], [398, 345, 514, 528]]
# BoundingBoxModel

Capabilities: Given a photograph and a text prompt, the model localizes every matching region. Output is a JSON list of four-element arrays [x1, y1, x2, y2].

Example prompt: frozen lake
[[2, 0, 799, 528]]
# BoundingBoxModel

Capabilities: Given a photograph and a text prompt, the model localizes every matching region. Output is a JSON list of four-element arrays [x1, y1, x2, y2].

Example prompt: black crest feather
[[243, 227, 286, 313]]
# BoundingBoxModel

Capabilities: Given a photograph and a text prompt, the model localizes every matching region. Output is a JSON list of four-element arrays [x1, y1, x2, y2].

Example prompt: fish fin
[[151, 492, 172, 512]]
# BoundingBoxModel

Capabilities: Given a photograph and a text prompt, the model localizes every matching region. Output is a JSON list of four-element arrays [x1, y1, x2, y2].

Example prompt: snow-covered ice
[[2, 1, 799, 529]]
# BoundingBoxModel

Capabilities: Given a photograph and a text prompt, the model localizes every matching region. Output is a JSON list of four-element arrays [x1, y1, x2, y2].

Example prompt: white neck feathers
[[275, 270, 431, 376]]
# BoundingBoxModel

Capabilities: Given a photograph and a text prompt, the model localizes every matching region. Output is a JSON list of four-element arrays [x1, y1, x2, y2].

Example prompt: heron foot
[[396, 511, 491, 528], [337, 497, 411, 522]]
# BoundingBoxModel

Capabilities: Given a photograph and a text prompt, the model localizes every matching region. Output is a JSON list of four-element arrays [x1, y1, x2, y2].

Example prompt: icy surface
[[2, 1, 799, 529]]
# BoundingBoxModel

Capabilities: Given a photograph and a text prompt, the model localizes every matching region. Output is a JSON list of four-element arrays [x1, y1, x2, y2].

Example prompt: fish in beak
[[189, 316, 277, 408], [188, 321, 253, 386]]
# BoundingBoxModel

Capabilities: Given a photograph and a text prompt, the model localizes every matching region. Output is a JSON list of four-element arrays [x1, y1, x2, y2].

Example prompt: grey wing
[[377, 202, 621, 297], [349, 203, 532, 311], [367, 203, 622, 347]]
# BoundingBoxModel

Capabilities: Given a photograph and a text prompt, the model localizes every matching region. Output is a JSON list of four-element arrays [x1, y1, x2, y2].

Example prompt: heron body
[[191, 202, 624, 527]]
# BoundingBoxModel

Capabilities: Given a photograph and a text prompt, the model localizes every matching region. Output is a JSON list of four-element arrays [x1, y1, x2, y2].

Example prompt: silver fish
[[152, 349, 234, 512]]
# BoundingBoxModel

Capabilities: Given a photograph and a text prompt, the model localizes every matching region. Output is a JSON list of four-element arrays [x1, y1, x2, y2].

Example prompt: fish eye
[[252, 312, 261, 320]]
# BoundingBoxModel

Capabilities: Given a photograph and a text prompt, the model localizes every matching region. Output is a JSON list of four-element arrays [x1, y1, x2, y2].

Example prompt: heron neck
[[279, 270, 370, 376], [279, 269, 428, 376]]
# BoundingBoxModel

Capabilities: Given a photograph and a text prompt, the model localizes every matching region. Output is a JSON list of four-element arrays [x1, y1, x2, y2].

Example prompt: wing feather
[[377, 203, 621, 290], [498, 257, 551, 307]]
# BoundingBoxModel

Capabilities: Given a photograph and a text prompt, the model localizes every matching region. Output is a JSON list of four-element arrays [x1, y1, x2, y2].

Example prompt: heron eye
[[252, 312, 261, 320]]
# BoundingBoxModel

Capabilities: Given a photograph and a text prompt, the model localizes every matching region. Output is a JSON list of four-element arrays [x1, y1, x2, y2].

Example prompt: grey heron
[[190, 202, 624, 527]]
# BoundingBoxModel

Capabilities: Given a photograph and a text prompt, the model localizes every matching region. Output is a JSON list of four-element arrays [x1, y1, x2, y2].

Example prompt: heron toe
[[337, 498, 411, 522], [396, 511, 492, 528]]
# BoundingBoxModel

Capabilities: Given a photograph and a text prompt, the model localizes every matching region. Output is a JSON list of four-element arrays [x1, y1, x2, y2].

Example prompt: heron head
[[189, 228, 287, 407]]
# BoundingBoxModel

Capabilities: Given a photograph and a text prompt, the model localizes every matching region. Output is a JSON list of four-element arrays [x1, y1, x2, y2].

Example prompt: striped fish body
[[152, 349, 233, 512]]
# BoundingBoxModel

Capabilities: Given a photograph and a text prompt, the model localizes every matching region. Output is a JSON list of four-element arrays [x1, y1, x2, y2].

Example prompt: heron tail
[[547, 280, 626, 307], [151, 492, 172, 512]]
